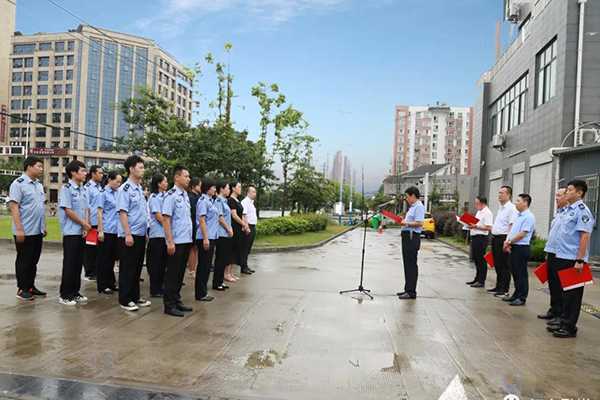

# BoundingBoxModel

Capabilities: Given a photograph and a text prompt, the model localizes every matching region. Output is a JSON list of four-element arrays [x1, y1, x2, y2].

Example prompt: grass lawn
[[0, 215, 62, 241], [436, 235, 469, 253], [254, 224, 349, 249]]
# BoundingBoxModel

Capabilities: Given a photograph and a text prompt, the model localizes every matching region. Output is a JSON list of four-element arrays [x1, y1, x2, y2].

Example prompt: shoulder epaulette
[[578, 203, 586, 210], [64, 183, 71, 188], [85, 182, 91, 187], [123, 183, 130, 191], [168, 188, 176, 195], [16, 177, 24, 183]]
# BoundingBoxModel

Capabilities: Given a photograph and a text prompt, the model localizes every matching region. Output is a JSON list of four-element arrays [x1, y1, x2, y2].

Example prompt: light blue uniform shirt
[[401, 200, 425, 233], [544, 206, 567, 254], [116, 179, 148, 237], [162, 185, 193, 244], [216, 196, 232, 238], [508, 209, 535, 245], [148, 192, 165, 239], [58, 180, 89, 236], [196, 194, 222, 240], [84, 180, 102, 226], [552, 200, 595, 262], [96, 187, 119, 235], [8, 174, 46, 236]]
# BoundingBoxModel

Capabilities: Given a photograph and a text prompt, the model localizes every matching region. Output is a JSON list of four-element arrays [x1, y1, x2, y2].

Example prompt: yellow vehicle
[[422, 212, 436, 239]]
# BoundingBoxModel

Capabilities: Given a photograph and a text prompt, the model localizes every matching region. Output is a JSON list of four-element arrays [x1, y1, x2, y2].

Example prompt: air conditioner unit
[[577, 128, 600, 146], [492, 134, 506, 150]]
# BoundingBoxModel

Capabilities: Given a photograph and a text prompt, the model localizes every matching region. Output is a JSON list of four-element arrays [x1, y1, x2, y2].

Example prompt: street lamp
[[25, 105, 33, 156]]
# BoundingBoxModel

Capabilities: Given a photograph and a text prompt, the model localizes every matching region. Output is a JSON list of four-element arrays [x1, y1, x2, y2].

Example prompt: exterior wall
[[0, 0, 17, 144]]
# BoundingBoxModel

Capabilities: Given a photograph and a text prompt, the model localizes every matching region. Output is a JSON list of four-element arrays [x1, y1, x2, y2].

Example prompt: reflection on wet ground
[[0, 230, 599, 399]]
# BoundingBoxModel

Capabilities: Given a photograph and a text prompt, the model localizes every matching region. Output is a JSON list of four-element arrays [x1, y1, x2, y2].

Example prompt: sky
[[15, 0, 505, 191]]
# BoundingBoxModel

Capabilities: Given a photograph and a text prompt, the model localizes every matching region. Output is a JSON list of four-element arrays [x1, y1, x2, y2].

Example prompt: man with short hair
[[240, 185, 257, 274], [397, 186, 425, 300], [83, 165, 103, 281], [503, 193, 535, 306], [58, 160, 91, 306], [489, 186, 516, 296], [8, 156, 47, 301], [467, 196, 493, 288]]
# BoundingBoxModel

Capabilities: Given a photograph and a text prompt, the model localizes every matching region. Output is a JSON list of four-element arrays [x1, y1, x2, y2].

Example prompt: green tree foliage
[[0, 157, 23, 193]]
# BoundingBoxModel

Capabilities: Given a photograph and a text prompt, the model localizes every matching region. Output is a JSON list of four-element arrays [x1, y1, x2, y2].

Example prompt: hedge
[[256, 213, 329, 236]]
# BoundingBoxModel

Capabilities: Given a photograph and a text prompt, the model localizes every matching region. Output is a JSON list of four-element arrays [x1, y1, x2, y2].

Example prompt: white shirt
[[241, 197, 257, 225], [470, 206, 493, 236], [492, 201, 516, 235]]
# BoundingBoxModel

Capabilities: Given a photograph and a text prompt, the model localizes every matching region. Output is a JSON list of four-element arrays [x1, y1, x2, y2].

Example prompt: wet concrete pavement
[[0, 229, 599, 400]]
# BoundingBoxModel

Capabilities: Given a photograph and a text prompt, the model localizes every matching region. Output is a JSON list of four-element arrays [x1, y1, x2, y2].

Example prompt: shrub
[[530, 238, 546, 262], [432, 211, 457, 235], [256, 213, 329, 237]]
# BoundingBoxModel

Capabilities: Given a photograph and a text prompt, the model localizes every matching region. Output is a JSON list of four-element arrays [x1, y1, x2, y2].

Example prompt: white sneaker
[[74, 294, 88, 304], [59, 297, 77, 306], [120, 301, 139, 312], [137, 298, 151, 307]]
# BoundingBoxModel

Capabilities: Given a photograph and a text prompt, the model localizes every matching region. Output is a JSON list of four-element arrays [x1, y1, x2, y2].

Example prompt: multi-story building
[[0, 0, 17, 144], [330, 150, 343, 183], [343, 155, 352, 186], [393, 103, 473, 176], [7, 24, 194, 201], [472, 0, 600, 256]]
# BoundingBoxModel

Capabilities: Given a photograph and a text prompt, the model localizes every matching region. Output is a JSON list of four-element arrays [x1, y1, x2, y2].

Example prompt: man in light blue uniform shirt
[[546, 180, 596, 338], [398, 186, 425, 300], [8, 156, 47, 301], [83, 165, 103, 281], [161, 166, 193, 317], [117, 155, 150, 312], [503, 193, 535, 306], [58, 160, 90, 306]]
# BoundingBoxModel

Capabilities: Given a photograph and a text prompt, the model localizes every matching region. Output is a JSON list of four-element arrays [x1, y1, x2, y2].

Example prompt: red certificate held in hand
[[533, 261, 548, 284], [484, 251, 494, 268], [381, 209, 403, 224], [459, 213, 479, 225], [558, 264, 594, 291], [85, 228, 98, 246]]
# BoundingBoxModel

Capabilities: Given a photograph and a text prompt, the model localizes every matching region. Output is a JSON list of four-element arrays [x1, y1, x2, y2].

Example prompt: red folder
[[533, 261, 548, 284], [459, 213, 479, 225], [85, 228, 98, 246], [381, 209, 403, 224], [558, 264, 594, 291], [484, 251, 494, 268]]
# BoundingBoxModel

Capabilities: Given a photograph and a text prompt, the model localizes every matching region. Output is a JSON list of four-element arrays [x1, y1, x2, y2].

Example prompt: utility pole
[[338, 156, 344, 225], [424, 172, 430, 212], [25, 106, 32, 156]]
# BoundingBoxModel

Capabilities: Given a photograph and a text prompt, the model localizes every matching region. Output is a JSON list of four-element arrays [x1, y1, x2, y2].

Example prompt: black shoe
[[546, 324, 563, 333], [470, 282, 484, 288], [164, 308, 185, 317], [110, 286, 119, 291], [396, 292, 406, 297], [547, 318, 561, 326], [486, 287, 498, 293], [241, 268, 254, 275], [16, 289, 35, 301], [397, 293, 416, 299], [209, 267, 214, 273], [465, 280, 477, 285], [213, 286, 227, 291], [502, 296, 516, 302], [176, 303, 193, 312], [196, 295, 215, 302], [553, 328, 577, 338], [249, 268, 256, 273], [494, 292, 509, 298], [222, 284, 230, 289], [99, 288, 113, 295], [537, 311, 555, 320], [509, 299, 526, 306], [31, 287, 47, 296]]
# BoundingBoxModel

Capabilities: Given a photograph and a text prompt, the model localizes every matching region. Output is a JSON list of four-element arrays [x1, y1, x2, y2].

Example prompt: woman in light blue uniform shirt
[[147, 173, 169, 297], [213, 182, 233, 291], [96, 171, 122, 294], [195, 178, 221, 301]]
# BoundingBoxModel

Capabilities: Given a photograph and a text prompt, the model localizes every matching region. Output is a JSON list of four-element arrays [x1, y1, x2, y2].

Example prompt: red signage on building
[[0, 105, 6, 143], [29, 148, 69, 156]]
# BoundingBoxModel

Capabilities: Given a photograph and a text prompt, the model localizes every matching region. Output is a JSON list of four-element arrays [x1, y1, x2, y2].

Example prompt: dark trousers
[[546, 253, 562, 317], [60, 235, 84, 299], [240, 224, 256, 270], [163, 243, 191, 309], [96, 233, 118, 292], [195, 239, 215, 299], [553, 257, 584, 331], [14, 234, 43, 291], [147, 238, 167, 296], [510, 244, 530, 301], [401, 231, 420, 296], [118, 235, 146, 306], [213, 237, 230, 288], [471, 235, 489, 284], [83, 226, 98, 277], [491, 234, 510, 292]]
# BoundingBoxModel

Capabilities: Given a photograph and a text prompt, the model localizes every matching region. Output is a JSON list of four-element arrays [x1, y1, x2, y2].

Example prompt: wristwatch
[[575, 259, 584, 264]]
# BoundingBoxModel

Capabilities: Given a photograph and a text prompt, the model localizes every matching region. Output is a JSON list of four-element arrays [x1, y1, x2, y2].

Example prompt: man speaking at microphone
[[397, 186, 425, 300]]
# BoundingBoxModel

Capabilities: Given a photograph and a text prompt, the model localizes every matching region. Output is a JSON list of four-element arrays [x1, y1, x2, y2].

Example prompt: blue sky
[[16, 0, 505, 191]]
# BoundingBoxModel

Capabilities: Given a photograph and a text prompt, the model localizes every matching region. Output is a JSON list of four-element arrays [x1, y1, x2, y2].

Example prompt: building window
[[64, 113, 72, 123], [50, 173, 59, 183], [51, 157, 59, 166], [10, 128, 21, 137], [66, 70, 74, 80], [63, 141, 70, 149], [52, 99, 62, 109], [536, 38, 557, 107], [64, 98, 72, 109], [38, 57, 50, 67], [12, 58, 23, 68], [54, 70, 63, 81], [13, 44, 35, 54], [35, 141, 46, 148], [489, 73, 529, 136], [22, 99, 32, 109], [37, 99, 48, 109], [55, 41, 65, 52], [10, 100, 21, 110], [55, 56, 64, 66], [51, 141, 60, 148], [38, 71, 49, 81], [37, 85, 48, 95], [39, 42, 52, 51], [67, 41, 75, 51], [24, 72, 33, 82], [65, 84, 73, 94], [24, 58, 33, 68], [52, 113, 61, 123], [53, 84, 63, 95], [52, 127, 61, 137], [36, 127, 46, 137], [11, 86, 22, 96], [12, 72, 22, 82], [36, 113, 47, 123], [67, 55, 74, 66]]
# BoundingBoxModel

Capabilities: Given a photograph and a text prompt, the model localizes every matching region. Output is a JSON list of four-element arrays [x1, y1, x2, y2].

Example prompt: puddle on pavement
[[245, 349, 286, 369], [295, 266, 320, 271]]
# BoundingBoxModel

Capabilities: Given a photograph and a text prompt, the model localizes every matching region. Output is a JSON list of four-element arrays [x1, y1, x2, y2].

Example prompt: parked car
[[422, 212, 436, 238]]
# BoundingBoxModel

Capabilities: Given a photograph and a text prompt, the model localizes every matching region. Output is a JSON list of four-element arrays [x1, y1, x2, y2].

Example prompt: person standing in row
[[162, 166, 194, 317], [397, 187, 425, 300], [467, 197, 493, 288], [489, 186, 516, 296], [195, 179, 219, 302], [538, 188, 568, 321], [546, 180, 595, 338], [228, 181, 250, 279], [8, 156, 47, 301], [117, 155, 151, 312], [83, 165, 104, 281], [58, 160, 90, 306], [187, 178, 201, 277], [240, 186, 257, 275], [214, 182, 233, 291], [502, 194, 535, 306], [95, 171, 122, 294], [147, 173, 168, 298]]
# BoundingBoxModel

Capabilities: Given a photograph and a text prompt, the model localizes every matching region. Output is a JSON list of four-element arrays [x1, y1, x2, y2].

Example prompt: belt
[[511, 244, 530, 248], [492, 233, 507, 237]]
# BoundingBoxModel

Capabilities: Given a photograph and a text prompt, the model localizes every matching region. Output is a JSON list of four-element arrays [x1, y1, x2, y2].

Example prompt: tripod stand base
[[340, 285, 373, 300]]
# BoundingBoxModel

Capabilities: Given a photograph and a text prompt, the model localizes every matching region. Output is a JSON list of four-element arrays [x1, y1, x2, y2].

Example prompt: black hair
[[102, 170, 122, 188], [86, 165, 102, 182], [23, 156, 43, 171], [201, 178, 216, 194], [124, 155, 144, 176], [150, 173, 166, 194], [65, 160, 86, 179], [567, 179, 588, 198], [518, 193, 532, 206], [230, 180, 241, 192], [500, 185, 512, 197], [476, 196, 488, 205], [173, 165, 188, 177], [216, 180, 230, 194], [404, 186, 420, 198], [190, 177, 201, 189]]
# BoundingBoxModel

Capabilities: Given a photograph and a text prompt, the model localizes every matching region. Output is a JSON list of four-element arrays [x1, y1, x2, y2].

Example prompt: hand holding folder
[[459, 213, 479, 226], [558, 264, 594, 291], [85, 228, 98, 246], [381, 210, 403, 225]]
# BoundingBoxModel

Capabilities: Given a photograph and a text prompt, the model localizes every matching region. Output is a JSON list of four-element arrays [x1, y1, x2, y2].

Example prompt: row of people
[[8, 155, 258, 318]]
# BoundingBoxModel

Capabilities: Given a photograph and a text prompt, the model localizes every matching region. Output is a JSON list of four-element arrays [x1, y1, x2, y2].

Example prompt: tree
[[0, 157, 23, 194], [288, 164, 336, 213]]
